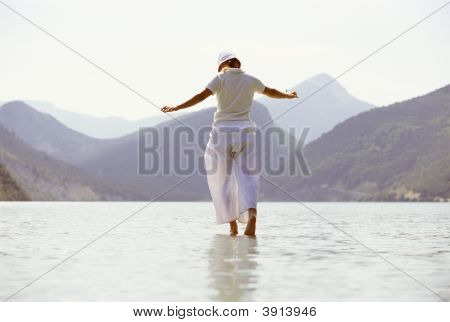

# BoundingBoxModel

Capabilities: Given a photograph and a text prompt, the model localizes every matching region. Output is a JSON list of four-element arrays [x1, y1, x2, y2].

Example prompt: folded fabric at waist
[[213, 120, 257, 133], [212, 126, 257, 133]]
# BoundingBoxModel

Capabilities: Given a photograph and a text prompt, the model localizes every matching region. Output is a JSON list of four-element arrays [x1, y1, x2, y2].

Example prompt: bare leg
[[244, 208, 257, 236], [229, 220, 238, 236]]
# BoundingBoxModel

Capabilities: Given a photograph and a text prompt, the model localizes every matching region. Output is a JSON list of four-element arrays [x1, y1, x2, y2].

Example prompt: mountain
[[282, 84, 450, 201], [79, 102, 291, 200], [0, 162, 29, 201], [20, 73, 371, 140], [0, 99, 290, 201], [24, 100, 168, 139], [0, 124, 135, 201], [0, 101, 123, 165], [258, 73, 374, 142], [3, 82, 448, 201]]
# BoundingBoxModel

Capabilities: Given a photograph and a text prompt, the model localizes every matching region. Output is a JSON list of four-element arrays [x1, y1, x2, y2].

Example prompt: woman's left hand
[[161, 106, 178, 113]]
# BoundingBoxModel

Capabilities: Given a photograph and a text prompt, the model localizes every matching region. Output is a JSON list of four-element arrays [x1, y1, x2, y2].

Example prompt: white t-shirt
[[206, 68, 265, 126]]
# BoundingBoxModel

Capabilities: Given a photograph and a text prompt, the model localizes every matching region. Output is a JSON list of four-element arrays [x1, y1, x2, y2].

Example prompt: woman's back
[[206, 68, 265, 126]]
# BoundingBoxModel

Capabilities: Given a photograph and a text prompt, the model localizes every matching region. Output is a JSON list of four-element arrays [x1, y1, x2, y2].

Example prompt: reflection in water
[[208, 234, 259, 301]]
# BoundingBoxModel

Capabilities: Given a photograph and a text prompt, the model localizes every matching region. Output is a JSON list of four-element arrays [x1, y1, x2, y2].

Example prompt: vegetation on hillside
[[0, 125, 138, 201], [1, 84, 448, 201], [286, 85, 450, 201], [0, 163, 29, 201]]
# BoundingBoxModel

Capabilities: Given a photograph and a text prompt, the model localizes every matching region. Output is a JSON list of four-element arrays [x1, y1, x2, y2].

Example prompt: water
[[0, 202, 449, 301]]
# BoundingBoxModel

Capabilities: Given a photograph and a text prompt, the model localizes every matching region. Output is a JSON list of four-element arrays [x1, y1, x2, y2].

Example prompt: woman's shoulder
[[240, 71, 260, 81]]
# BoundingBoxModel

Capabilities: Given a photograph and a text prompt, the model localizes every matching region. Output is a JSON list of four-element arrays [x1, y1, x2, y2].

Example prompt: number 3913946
[[262, 306, 316, 317]]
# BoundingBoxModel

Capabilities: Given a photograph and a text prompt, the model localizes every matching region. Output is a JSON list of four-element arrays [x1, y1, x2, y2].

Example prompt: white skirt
[[204, 120, 259, 224]]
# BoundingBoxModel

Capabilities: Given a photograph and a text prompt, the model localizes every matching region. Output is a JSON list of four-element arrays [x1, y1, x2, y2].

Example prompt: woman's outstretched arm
[[262, 87, 298, 99], [161, 88, 213, 113]]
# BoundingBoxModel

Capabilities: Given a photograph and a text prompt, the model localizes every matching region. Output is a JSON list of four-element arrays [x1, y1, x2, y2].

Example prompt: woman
[[162, 51, 297, 236]]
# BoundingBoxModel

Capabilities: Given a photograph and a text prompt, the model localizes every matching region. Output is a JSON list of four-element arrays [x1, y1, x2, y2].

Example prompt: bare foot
[[229, 220, 238, 236], [244, 213, 256, 236]]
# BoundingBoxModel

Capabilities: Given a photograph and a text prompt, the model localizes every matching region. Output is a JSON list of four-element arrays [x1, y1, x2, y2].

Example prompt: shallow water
[[0, 202, 449, 301]]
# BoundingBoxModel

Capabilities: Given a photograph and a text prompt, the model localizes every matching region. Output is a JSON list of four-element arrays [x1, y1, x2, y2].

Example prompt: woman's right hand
[[161, 106, 178, 113]]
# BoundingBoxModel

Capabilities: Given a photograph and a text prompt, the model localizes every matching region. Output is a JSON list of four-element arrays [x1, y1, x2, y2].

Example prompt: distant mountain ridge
[[0, 73, 374, 170], [281, 84, 450, 201], [258, 73, 374, 142], [24, 100, 169, 139], [1, 81, 449, 201], [6, 73, 373, 141], [0, 124, 133, 200], [0, 101, 122, 165], [0, 100, 289, 201]]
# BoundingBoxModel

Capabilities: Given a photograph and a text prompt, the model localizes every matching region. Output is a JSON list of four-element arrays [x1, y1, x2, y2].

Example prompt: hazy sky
[[1, 0, 449, 119]]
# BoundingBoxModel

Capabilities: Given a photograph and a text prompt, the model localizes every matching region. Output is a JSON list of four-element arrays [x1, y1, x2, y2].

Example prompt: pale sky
[[1, 0, 449, 119]]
